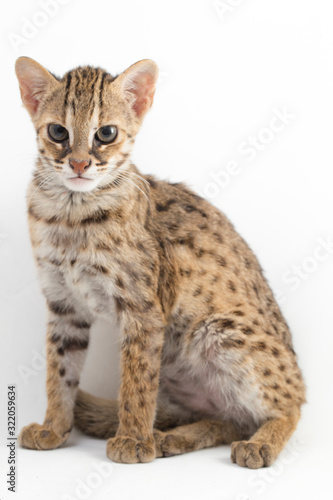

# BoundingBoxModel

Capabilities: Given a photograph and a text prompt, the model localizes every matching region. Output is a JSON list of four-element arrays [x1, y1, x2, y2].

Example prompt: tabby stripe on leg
[[57, 337, 89, 355], [48, 301, 75, 316]]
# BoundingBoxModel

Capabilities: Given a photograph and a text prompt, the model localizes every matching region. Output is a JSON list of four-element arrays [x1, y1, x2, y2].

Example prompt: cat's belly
[[160, 359, 267, 431]]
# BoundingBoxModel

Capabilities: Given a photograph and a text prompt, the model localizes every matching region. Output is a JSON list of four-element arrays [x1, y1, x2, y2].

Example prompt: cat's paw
[[18, 423, 70, 450], [231, 440, 274, 468], [154, 429, 187, 457], [106, 435, 156, 464]]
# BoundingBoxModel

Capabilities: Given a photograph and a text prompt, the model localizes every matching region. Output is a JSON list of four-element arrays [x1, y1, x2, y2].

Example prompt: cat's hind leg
[[154, 419, 242, 457], [231, 406, 300, 469]]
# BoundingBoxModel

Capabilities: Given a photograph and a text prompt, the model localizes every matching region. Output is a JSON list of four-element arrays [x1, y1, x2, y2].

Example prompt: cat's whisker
[[114, 172, 150, 203], [99, 169, 146, 199], [125, 171, 151, 189], [31, 171, 57, 197], [115, 167, 150, 194]]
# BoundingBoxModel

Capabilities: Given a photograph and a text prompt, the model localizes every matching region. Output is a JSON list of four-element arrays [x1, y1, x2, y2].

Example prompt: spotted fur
[[15, 57, 305, 468]]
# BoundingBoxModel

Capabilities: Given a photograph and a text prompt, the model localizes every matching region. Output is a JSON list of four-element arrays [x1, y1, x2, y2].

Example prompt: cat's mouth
[[64, 175, 99, 192], [68, 175, 94, 182]]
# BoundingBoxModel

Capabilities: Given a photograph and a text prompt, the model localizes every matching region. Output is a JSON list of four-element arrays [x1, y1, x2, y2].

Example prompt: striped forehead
[[62, 67, 114, 147], [62, 67, 114, 121]]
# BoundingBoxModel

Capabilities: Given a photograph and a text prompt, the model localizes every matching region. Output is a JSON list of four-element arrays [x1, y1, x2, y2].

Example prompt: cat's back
[[145, 173, 262, 277], [145, 174, 296, 354]]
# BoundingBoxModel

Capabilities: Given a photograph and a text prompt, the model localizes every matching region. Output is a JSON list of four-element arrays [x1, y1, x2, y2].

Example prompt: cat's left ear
[[15, 57, 58, 117], [116, 59, 159, 122]]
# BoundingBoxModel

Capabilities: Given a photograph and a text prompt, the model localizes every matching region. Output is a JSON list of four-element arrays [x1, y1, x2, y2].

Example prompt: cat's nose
[[69, 159, 91, 175]]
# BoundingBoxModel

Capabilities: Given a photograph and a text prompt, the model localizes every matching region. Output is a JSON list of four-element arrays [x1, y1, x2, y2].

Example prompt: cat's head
[[15, 57, 158, 193]]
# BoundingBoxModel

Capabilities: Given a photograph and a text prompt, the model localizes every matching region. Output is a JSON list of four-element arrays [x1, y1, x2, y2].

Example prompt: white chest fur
[[33, 223, 116, 320]]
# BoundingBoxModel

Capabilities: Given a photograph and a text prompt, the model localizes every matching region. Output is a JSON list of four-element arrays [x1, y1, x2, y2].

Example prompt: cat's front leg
[[107, 303, 165, 464], [19, 308, 91, 450]]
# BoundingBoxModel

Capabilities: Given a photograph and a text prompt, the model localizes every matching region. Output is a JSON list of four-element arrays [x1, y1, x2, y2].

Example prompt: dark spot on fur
[[224, 338, 246, 348], [180, 268, 192, 277], [81, 209, 110, 225], [156, 199, 177, 212], [146, 177, 157, 188], [216, 255, 227, 267], [115, 296, 128, 313], [59, 368, 66, 377], [244, 258, 252, 269], [71, 320, 91, 329], [193, 286, 202, 296], [213, 232, 223, 244], [228, 280, 236, 292], [141, 273, 152, 288], [195, 248, 205, 258], [232, 310, 244, 317], [279, 364, 286, 372], [66, 380, 79, 388], [272, 347, 280, 357], [263, 369, 272, 376], [93, 264, 109, 274], [241, 326, 254, 335], [143, 300, 154, 311], [221, 318, 235, 329], [255, 340, 267, 351], [177, 235, 194, 249], [136, 241, 147, 253], [183, 204, 196, 212], [48, 301, 75, 316], [252, 284, 260, 299], [205, 292, 214, 303], [182, 204, 207, 218], [116, 276, 125, 289]]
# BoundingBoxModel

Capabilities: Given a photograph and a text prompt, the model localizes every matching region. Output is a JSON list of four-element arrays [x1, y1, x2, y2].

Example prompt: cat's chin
[[63, 176, 100, 193]]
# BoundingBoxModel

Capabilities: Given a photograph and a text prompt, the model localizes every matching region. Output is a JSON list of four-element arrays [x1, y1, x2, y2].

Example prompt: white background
[[1, 0, 333, 499]]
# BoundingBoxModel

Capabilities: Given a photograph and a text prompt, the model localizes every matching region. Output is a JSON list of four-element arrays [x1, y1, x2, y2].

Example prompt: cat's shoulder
[[144, 174, 205, 208]]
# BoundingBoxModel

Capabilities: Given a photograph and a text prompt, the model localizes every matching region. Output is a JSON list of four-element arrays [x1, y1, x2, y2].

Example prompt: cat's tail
[[74, 389, 119, 439]]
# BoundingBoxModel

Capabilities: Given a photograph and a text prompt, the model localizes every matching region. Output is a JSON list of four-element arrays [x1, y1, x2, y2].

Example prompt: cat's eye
[[48, 124, 69, 143], [95, 125, 118, 144]]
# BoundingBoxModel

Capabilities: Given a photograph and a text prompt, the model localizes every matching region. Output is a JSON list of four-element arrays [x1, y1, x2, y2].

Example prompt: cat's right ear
[[15, 57, 58, 117]]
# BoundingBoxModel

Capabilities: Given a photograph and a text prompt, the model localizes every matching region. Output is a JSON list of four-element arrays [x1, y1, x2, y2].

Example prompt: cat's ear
[[116, 59, 159, 121], [15, 57, 58, 117]]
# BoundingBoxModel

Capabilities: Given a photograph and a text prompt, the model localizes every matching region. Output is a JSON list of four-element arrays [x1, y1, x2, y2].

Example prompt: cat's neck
[[27, 162, 149, 225]]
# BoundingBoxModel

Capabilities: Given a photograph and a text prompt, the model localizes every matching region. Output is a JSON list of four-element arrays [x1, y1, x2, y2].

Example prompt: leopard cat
[[15, 56, 305, 468]]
